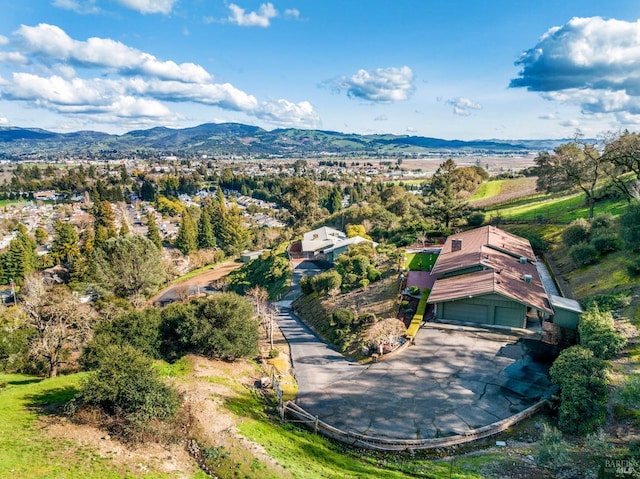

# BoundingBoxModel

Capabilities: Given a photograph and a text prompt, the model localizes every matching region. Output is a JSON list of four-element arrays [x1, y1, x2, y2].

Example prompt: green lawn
[[405, 253, 438, 271]]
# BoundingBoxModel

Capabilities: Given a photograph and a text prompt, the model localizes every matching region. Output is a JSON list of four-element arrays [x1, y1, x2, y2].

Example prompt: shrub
[[568, 242, 598, 267], [590, 213, 615, 232], [408, 285, 421, 295], [71, 344, 181, 442], [581, 292, 631, 312], [578, 307, 626, 360], [590, 231, 620, 254], [299, 275, 313, 295], [627, 258, 640, 278], [585, 428, 612, 451], [357, 313, 377, 325], [173, 293, 259, 361], [331, 308, 355, 327], [549, 346, 609, 435], [466, 212, 485, 227], [536, 423, 569, 467], [620, 201, 640, 251], [310, 270, 342, 295], [562, 219, 590, 247]]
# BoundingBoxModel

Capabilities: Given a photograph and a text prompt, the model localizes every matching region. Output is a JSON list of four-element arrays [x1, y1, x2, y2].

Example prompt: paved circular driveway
[[275, 262, 553, 440]]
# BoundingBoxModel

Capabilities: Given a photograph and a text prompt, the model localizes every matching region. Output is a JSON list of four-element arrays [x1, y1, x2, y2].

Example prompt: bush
[[299, 275, 313, 295], [590, 213, 615, 232], [578, 307, 626, 360], [549, 346, 609, 435], [620, 201, 640, 251], [627, 258, 640, 277], [581, 292, 631, 312], [590, 231, 620, 254], [562, 219, 590, 247], [331, 308, 355, 327], [568, 242, 598, 267], [536, 423, 569, 467], [71, 344, 181, 442], [408, 285, 421, 295], [310, 270, 342, 295], [466, 212, 485, 227], [171, 293, 259, 361], [357, 313, 377, 325]]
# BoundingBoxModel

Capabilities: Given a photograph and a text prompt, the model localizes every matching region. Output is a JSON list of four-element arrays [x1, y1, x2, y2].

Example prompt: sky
[[1, 1, 640, 140]]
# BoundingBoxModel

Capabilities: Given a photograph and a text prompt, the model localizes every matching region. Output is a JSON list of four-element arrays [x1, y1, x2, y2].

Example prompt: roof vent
[[519, 257, 528, 264], [523, 274, 532, 283], [451, 239, 463, 252]]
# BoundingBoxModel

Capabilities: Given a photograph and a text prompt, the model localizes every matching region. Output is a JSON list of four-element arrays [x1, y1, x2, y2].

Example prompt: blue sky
[[1, 1, 640, 139]]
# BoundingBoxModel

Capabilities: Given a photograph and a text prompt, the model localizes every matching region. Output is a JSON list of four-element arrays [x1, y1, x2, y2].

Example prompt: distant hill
[[0, 123, 565, 158]]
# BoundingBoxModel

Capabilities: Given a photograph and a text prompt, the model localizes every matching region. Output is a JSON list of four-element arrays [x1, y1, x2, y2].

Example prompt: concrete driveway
[[275, 261, 554, 440]]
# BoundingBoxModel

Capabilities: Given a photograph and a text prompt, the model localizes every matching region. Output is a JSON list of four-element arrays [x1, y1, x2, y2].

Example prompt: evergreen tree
[[425, 159, 470, 228], [197, 201, 216, 249], [175, 211, 198, 255], [327, 187, 342, 214], [218, 205, 249, 255], [119, 218, 130, 236], [80, 225, 95, 256], [2, 230, 38, 285], [146, 213, 163, 249], [93, 200, 117, 240], [51, 220, 80, 265]]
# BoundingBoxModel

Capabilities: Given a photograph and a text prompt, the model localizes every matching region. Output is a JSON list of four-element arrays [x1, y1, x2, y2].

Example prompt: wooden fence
[[282, 399, 548, 451]]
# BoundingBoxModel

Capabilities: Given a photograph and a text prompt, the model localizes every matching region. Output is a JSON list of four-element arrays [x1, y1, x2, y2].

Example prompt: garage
[[442, 302, 488, 324], [494, 305, 525, 328]]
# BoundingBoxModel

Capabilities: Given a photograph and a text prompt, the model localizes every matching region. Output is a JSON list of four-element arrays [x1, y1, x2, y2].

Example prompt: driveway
[[275, 261, 554, 440]]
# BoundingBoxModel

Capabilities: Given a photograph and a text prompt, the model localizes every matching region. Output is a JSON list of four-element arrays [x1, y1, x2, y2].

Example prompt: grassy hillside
[[0, 373, 202, 479], [484, 191, 627, 223]]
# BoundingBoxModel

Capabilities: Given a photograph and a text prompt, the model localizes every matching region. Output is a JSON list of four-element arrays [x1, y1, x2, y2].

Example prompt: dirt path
[[148, 261, 244, 305]]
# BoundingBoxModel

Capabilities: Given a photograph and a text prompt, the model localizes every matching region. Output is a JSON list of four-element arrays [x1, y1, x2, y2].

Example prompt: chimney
[[451, 239, 463, 252]]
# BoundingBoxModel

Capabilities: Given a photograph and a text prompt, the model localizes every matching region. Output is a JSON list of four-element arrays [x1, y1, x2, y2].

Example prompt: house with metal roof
[[427, 226, 553, 330]]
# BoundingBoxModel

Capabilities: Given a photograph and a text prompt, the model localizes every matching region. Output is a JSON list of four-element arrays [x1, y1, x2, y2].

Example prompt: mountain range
[[0, 123, 564, 158]]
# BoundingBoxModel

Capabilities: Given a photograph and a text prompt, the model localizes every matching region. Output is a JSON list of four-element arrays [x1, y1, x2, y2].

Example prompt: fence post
[[314, 416, 319, 435]]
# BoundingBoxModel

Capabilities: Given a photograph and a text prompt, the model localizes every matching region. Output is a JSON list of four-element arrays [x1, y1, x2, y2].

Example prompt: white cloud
[[284, 8, 300, 19], [114, 0, 178, 14], [52, 0, 101, 14], [228, 3, 277, 27], [511, 16, 640, 119], [0, 115, 8, 126], [374, 115, 388, 121], [538, 113, 558, 120], [255, 99, 320, 128], [15, 23, 211, 83], [1, 22, 321, 128], [446, 96, 482, 116], [0, 51, 28, 64], [0, 35, 9, 46], [334, 66, 414, 103]]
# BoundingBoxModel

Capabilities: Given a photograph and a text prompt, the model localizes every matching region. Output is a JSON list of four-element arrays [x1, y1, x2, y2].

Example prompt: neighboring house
[[293, 226, 377, 262], [428, 226, 553, 329]]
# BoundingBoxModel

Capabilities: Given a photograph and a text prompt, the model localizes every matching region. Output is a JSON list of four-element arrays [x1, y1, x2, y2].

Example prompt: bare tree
[[365, 318, 407, 355], [246, 285, 268, 316], [20, 275, 95, 377]]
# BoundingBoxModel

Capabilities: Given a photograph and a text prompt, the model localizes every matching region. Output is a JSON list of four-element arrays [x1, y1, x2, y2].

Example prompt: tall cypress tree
[[197, 201, 216, 249], [146, 213, 163, 249], [175, 211, 198, 255]]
